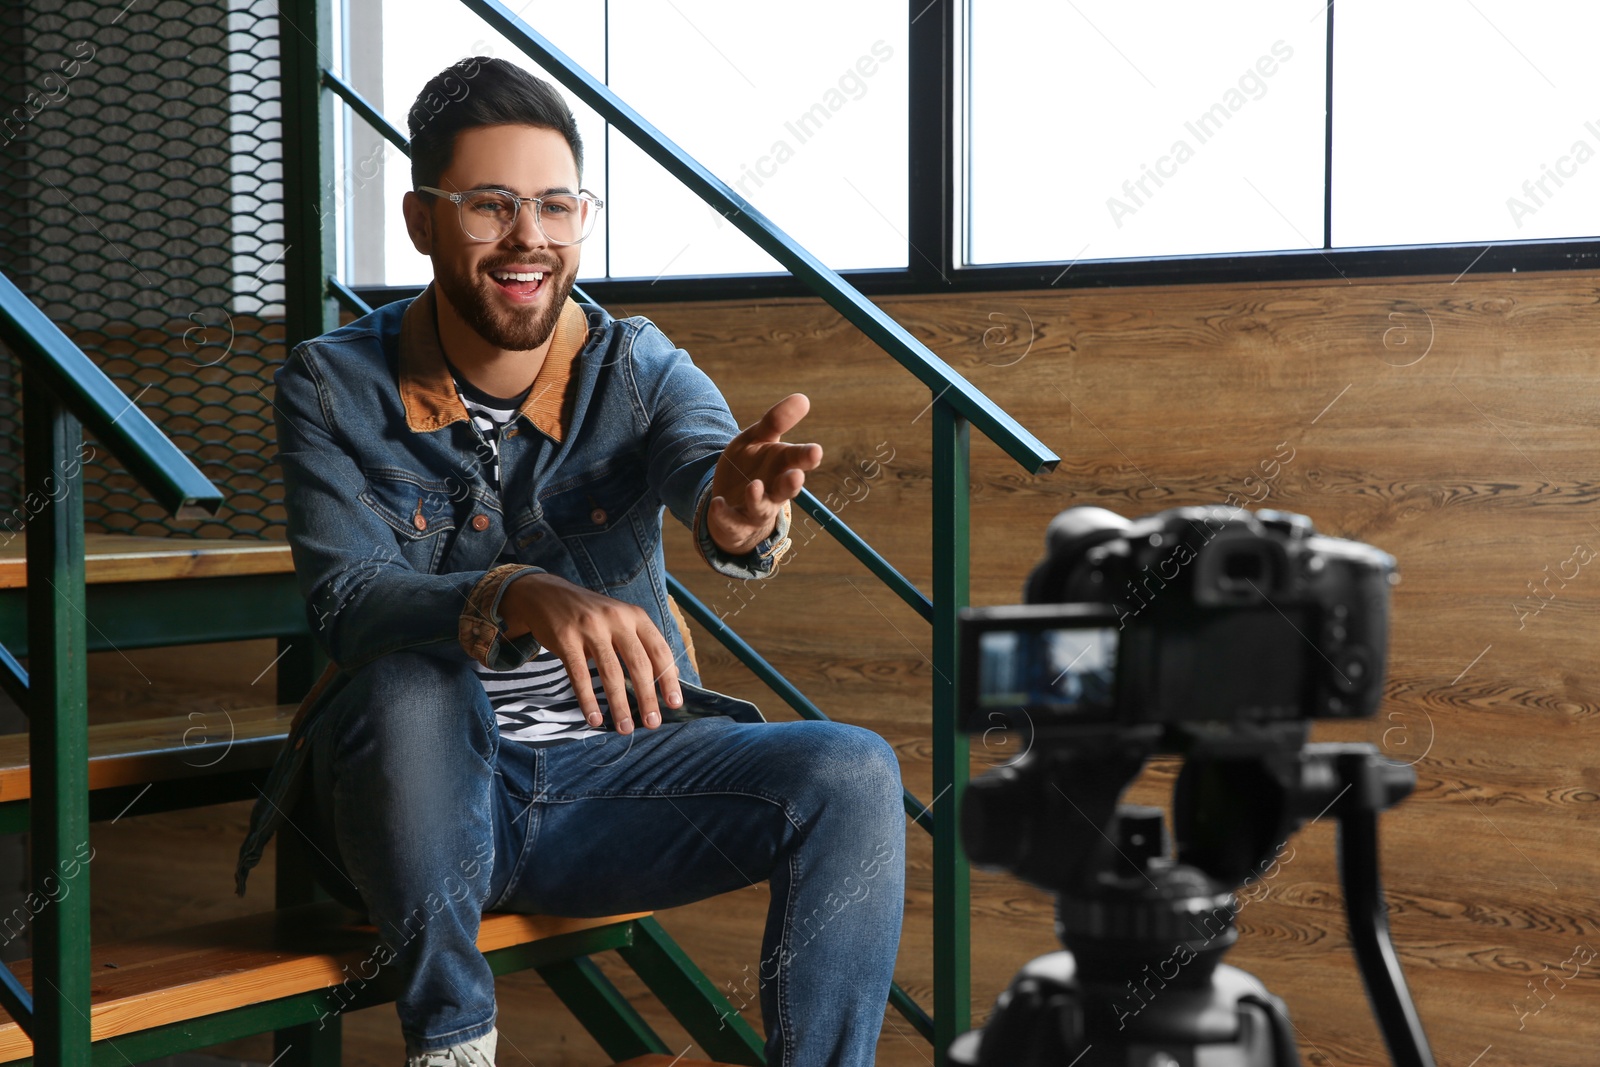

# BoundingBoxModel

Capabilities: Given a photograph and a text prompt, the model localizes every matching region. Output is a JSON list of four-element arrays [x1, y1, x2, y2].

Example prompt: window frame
[[354, 0, 1600, 309]]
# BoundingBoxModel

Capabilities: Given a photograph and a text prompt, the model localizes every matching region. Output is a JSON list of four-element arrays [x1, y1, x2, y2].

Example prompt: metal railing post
[[277, 4, 342, 1064], [931, 397, 971, 1063], [282, 0, 340, 352], [23, 378, 90, 1064]]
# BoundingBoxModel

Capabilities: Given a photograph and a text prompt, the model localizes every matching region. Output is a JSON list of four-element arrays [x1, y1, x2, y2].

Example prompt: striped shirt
[[449, 366, 607, 747]]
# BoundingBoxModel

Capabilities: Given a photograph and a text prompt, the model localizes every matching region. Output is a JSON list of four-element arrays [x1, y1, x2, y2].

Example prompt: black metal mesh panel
[[0, 0, 287, 539], [0, 0, 32, 522]]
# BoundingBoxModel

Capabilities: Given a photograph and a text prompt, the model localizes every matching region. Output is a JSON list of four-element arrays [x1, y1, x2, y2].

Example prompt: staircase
[[0, 1, 1057, 1063]]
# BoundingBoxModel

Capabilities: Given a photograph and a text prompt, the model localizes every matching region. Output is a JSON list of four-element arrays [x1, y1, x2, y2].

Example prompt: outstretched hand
[[709, 393, 823, 556]]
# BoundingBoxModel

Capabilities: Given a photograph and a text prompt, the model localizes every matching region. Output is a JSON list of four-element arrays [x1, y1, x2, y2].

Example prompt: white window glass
[[965, 2, 1327, 265], [377, 0, 609, 286], [345, 0, 387, 286], [1333, 1, 1600, 247], [605, 1, 907, 278]]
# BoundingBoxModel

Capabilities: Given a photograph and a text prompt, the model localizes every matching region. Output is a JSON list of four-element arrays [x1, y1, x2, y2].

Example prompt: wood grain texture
[[634, 271, 1600, 1067], [0, 703, 294, 801], [67, 270, 1600, 1066], [0, 533, 293, 589], [0, 902, 649, 1062]]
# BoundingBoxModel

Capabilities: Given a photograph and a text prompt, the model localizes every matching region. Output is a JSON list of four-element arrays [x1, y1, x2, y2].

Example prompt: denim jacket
[[233, 287, 791, 896]]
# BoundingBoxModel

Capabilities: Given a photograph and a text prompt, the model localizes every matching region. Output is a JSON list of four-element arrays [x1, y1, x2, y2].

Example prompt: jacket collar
[[398, 282, 588, 442]]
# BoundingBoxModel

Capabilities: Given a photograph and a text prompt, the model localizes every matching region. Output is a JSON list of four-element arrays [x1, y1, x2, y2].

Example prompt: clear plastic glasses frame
[[416, 185, 604, 245]]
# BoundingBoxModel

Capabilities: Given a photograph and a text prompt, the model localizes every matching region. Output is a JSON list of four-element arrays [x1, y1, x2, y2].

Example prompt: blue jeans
[[288, 650, 906, 1065]]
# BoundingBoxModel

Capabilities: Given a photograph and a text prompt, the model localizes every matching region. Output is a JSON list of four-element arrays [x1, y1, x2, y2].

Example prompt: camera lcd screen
[[975, 625, 1118, 716]]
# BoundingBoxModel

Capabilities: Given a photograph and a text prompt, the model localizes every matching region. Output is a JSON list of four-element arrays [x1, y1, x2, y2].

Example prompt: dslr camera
[[950, 504, 1435, 1067], [961, 504, 1396, 735]]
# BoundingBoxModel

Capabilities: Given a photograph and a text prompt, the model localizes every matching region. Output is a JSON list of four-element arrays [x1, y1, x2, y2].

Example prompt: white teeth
[[492, 270, 545, 282]]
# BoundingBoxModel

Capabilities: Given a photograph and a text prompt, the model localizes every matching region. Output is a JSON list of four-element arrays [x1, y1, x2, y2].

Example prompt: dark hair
[[408, 57, 584, 190]]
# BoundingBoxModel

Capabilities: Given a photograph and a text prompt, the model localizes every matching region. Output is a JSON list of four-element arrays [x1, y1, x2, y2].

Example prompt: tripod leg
[[1337, 772, 1437, 1067]]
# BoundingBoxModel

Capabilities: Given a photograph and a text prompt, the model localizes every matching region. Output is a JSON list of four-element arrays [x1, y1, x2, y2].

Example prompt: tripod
[[949, 741, 1437, 1067]]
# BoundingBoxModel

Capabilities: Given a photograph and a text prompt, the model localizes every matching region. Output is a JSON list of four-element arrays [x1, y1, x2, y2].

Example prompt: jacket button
[[590, 507, 607, 525], [472, 514, 490, 531], [412, 513, 427, 532]]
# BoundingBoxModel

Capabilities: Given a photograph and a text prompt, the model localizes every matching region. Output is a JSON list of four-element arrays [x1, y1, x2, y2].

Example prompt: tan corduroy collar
[[397, 283, 588, 442]]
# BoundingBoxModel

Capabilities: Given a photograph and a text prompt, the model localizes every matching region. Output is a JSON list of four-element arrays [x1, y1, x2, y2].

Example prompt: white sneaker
[[407, 1026, 497, 1066]]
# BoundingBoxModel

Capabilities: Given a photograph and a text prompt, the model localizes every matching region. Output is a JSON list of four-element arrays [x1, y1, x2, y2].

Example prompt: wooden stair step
[[0, 704, 295, 803], [0, 533, 294, 589], [0, 901, 652, 1061]]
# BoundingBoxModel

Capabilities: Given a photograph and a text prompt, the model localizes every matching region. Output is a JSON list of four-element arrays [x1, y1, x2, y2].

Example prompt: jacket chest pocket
[[539, 463, 654, 590], [358, 468, 459, 571]]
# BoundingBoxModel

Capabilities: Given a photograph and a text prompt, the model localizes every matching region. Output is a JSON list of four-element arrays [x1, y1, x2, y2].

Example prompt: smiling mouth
[[489, 268, 547, 299]]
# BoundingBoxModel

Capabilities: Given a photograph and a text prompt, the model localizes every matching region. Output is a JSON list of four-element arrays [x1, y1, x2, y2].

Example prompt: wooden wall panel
[[69, 269, 1600, 1066], [625, 271, 1600, 1067]]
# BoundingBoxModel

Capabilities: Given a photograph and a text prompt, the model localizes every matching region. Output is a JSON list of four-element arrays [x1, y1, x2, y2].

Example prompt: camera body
[[949, 505, 1428, 1067], [961, 505, 1397, 734]]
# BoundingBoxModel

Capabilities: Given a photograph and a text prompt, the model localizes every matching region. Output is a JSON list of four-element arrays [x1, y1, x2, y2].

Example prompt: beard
[[434, 252, 577, 352]]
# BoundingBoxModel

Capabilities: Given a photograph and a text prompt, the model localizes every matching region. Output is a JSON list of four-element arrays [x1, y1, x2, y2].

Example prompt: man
[[233, 57, 905, 1067]]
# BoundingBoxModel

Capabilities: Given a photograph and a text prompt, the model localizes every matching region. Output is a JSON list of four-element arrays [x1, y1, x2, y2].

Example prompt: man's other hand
[[709, 392, 823, 556], [500, 573, 680, 734]]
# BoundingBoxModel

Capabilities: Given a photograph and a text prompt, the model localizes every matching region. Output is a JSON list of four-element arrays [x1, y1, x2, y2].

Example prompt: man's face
[[406, 124, 584, 353]]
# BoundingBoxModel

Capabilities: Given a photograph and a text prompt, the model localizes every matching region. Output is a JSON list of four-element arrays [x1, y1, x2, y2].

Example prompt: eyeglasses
[[416, 185, 605, 245]]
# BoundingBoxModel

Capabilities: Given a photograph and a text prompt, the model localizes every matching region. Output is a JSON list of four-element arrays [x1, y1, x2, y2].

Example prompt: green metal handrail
[[0, 268, 226, 1061], [328, 276, 376, 318], [670, 567, 935, 1055], [793, 488, 932, 622], [0, 274, 224, 520], [668, 575, 934, 833], [323, 69, 410, 157], [0, 639, 26, 709]]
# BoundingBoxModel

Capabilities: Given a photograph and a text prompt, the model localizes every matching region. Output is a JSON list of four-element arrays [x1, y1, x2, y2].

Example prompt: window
[[346, 1, 906, 287], [374, 0, 608, 285], [1331, 2, 1600, 247], [964, 2, 1327, 265], [334, 0, 1600, 295], [604, 0, 906, 278], [961, 0, 1600, 271]]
